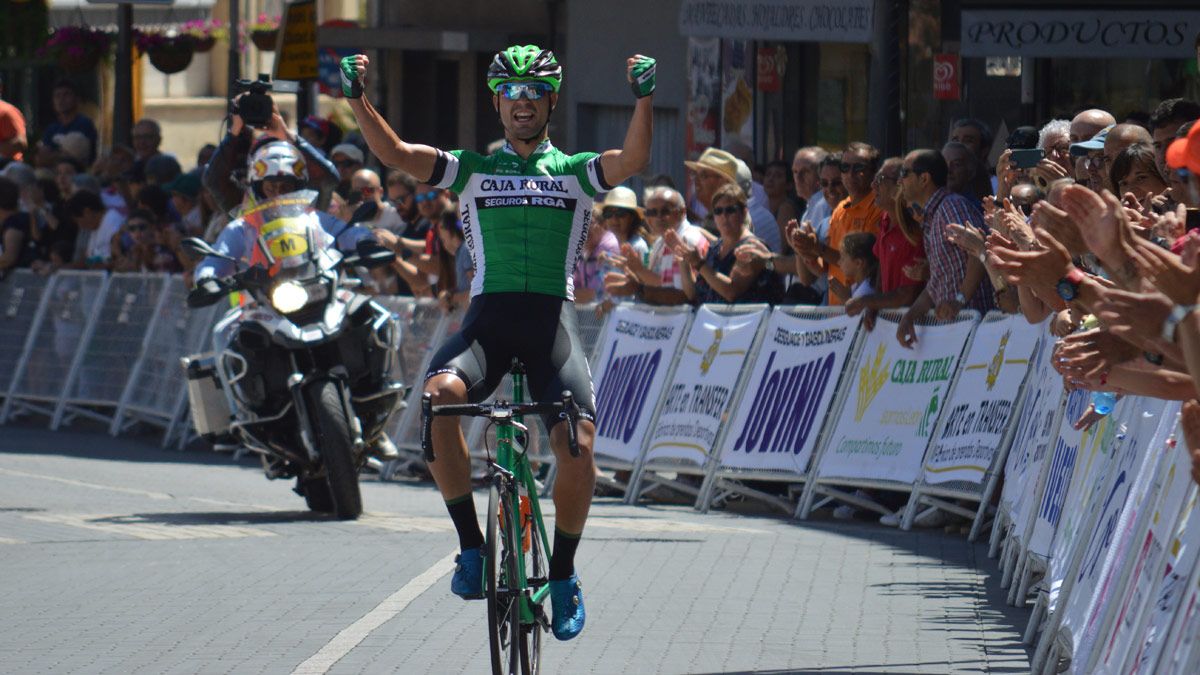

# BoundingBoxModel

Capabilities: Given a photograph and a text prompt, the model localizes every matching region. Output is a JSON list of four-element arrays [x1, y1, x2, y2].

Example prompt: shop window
[[817, 42, 869, 148], [1048, 59, 1196, 120]]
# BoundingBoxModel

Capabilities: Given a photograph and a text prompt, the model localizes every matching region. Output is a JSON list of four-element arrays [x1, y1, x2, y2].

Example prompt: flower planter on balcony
[[250, 29, 277, 51]]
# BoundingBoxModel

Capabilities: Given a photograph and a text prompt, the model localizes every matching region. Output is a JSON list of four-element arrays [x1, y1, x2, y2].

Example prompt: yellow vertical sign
[[273, 0, 318, 81]]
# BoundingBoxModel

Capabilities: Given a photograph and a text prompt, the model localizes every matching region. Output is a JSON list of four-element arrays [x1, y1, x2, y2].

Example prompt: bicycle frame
[[493, 370, 554, 624]]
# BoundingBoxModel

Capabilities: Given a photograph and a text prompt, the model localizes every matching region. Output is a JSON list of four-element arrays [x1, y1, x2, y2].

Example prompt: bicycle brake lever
[[560, 390, 580, 458]]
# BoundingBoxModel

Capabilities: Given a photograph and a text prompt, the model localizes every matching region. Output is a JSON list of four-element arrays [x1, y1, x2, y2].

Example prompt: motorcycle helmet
[[248, 140, 308, 200], [487, 45, 562, 93]]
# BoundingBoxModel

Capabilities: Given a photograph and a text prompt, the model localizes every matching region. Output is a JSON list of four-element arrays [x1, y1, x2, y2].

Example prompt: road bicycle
[[422, 361, 580, 675]]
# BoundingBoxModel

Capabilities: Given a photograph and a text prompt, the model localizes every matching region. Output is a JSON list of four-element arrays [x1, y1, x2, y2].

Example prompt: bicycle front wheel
[[486, 482, 521, 675]]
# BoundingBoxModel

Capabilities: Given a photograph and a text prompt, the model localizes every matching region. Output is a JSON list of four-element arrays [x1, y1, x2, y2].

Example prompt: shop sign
[[679, 0, 874, 44], [962, 10, 1200, 58], [756, 46, 786, 93], [933, 53, 960, 101]]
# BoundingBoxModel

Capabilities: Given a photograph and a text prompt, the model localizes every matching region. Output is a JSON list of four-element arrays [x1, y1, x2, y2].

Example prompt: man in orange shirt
[[792, 142, 882, 304], [0, 76, 27, 165]]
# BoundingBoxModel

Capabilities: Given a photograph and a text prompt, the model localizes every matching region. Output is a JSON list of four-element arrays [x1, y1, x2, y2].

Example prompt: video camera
[[231, 74, 278, 129]]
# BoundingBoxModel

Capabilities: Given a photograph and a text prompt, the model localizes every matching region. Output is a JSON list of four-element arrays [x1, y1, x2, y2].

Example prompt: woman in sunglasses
[[342, 44, 657, 639], [671, 183, 781, 305]]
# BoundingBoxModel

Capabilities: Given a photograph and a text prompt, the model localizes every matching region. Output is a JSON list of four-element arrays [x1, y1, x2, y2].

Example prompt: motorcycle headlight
[[270, 280, 309, 314]]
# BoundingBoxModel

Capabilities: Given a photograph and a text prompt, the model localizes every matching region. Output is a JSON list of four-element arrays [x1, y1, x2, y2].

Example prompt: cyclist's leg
[[523, 299, 598, 579], [424, 299, 508, 552]]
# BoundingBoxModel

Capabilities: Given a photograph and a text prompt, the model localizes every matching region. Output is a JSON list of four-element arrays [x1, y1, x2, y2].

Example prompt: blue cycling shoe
[[548, 574, 586, 641], [451, 547, 484, 599]]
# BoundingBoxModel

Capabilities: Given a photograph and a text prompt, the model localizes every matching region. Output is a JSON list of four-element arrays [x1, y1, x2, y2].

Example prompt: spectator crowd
[[7, 69, 1200, 496]]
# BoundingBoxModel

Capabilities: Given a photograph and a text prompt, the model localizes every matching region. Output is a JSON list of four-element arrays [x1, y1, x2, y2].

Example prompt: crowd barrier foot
[[1023, 591, 1046, 645], [704, 478, 794, 516], [627, 473, 702, 506]]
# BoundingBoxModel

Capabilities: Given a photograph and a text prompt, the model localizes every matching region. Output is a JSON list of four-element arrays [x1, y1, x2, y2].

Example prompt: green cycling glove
[[629, 56, 656, 99], [340, 56, 363, 99]]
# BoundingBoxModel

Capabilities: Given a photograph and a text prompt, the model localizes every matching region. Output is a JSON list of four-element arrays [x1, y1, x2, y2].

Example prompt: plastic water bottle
[[1092, 390, 1117, 416]]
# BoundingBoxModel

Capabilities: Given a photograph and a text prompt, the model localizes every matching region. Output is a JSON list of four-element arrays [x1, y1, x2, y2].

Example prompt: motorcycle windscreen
[[238, 190, 333, 278]]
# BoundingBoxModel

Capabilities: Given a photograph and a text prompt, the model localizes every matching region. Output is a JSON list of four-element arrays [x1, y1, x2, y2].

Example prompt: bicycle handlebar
[[420, 391, 581, 462]]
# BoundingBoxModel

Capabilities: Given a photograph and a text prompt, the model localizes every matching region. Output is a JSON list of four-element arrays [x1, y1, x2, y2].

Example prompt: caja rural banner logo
[[855, 343, 889, 421]]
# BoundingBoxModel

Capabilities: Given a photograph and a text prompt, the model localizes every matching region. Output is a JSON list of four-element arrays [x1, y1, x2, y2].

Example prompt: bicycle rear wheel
[[486, 482, 521, 675]]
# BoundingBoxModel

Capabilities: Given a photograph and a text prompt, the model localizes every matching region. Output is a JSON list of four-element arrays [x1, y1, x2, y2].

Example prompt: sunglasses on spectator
[[497, 81, 553, 101], [126, 221, 150, 232], [1177, 168, 1191, 181], [712, 205, 744, 216], [603, 208, 633, 219], [334, 159, 359, 168], [1083, 155, 1108, 170], [644, 207, 677, 217], [872, 173, 898, 185], [414, 192, 440, 204], [818, 179, 840, 188], [393, 191, 413, 201], [897, 167, 925, 179], [839, 162, 869, 174]]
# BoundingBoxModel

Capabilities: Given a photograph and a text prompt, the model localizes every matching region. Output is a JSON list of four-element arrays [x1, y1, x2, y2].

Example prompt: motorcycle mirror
[[181, 237, 234, 262]]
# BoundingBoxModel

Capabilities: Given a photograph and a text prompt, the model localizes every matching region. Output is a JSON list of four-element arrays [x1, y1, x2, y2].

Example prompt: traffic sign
[[274, 0, 318, 82]]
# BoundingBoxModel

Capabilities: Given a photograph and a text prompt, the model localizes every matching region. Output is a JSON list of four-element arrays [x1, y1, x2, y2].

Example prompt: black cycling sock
[[549, 528, 581, 581], [445, 494, 484, 551]]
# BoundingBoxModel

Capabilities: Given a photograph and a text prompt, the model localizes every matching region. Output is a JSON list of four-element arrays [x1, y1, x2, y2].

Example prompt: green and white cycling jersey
[[427, 139, 613, 300]]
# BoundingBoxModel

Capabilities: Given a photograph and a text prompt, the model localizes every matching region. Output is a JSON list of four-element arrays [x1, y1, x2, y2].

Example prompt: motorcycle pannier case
[[183, 353, 232, 440]]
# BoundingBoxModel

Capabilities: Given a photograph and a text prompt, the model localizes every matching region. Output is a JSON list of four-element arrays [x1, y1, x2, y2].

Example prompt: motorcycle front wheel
[[308, 380, 363, 520]]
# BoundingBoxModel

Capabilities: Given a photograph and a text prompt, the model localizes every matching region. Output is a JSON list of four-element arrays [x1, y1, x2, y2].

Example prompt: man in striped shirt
[[896, 149, 995, 348]]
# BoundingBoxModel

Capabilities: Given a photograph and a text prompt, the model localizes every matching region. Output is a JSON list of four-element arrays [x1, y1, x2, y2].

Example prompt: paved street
[[0, 424, 1030, 674]]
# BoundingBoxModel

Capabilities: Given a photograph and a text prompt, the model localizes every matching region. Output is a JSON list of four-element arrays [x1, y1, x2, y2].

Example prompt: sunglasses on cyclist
[[497, 82, 553, 101], [414, 192, 440, 204], [712, 205, 743, 216]]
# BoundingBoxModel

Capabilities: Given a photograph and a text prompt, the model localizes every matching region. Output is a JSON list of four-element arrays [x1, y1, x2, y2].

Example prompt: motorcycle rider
[[193, 138, 403, 463]]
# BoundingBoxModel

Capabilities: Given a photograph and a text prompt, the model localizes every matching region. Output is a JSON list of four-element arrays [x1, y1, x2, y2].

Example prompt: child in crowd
[[829, 231, 878, 303]]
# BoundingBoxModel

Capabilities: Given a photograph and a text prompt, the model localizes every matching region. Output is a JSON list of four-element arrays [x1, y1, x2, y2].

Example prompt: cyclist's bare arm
[[344, 55, 443, 182], [598, 55, 654, 186]]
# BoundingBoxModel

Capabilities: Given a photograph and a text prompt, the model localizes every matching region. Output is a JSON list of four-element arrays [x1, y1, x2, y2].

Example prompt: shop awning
[[677, 0, 874, 44], [961, 9, 1200, 58]]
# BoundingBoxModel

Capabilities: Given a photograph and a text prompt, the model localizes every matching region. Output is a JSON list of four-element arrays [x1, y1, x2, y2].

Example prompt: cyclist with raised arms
[[341, 46, 655, 640]]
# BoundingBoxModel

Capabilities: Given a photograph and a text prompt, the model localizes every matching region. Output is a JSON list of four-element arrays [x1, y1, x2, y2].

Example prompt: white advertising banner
[[1045, 396, 1137, 610], [716, 311, 859, 474], [643, 306, 766, 466], [1000, 327, 1062, 532], [591, 307, 690, 464], [921, 315, 1039, 485], [816, 314, 974, 484], [1100, 408, 1190, 672], [1028, 388, 1093, 558], [1061, 402, 1177, 665], [1128, 486, 1200, 674]]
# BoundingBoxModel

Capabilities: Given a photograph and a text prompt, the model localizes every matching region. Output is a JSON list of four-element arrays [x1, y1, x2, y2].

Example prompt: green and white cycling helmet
[[487, 44, 562, 93]]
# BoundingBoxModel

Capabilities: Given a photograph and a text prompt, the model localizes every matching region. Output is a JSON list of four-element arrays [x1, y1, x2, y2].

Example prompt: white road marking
[[186, 496, 289, 512], [0, 467, 173, 500], [356, 513, 456, 533], [24, 513, 275, 540], [0, 536, 23, 545], [290, 549, 459, 675], [586, 516, 766, 534]]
